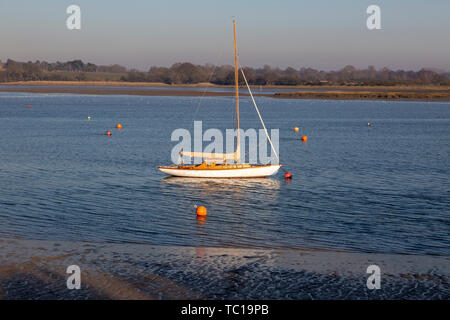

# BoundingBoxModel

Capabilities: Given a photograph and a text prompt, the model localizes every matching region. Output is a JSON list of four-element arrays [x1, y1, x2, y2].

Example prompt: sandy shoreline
[[1, 237, 448, 299], [2, 81, 219, 88], [0, 86, 259, 98]]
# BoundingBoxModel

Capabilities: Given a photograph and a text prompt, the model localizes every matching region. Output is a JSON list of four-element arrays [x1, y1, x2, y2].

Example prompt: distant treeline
[[142, 63, 450, 86], [1, 59, 449, 86], [0, 59, 127, 82]]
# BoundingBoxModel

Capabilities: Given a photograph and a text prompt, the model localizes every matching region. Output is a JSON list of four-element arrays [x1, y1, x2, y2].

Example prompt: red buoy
[[27, 105, 31, 108], [106, 130, 112, 136], [284, 172, 292, 179]]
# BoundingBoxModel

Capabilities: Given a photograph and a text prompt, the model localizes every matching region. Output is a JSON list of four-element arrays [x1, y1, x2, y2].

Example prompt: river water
[[0, 92, 449, 256]]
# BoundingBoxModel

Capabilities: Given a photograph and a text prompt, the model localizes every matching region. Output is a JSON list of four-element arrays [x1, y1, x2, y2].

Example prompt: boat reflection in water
[[162, 177, 281, 203], [162, 176, 281, 188], [161, 176, 281, 204]]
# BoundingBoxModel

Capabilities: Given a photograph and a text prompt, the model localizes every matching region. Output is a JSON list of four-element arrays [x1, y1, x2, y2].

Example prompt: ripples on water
[[0, 92, 449, 255]]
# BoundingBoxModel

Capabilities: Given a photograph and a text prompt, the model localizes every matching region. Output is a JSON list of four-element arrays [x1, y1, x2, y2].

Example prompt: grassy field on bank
[[273, 91, 450, 101]]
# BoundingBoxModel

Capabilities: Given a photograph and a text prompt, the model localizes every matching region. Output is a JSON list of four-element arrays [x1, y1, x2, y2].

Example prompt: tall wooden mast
[[233, 19, 240, 163]]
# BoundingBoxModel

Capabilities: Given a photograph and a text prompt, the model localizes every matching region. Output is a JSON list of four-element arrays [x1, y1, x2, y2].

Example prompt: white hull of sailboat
[[158, 165, 281, 178]]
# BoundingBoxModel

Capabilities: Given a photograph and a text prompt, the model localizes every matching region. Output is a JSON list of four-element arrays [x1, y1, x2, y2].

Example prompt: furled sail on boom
[[179, 150, 240, 162]]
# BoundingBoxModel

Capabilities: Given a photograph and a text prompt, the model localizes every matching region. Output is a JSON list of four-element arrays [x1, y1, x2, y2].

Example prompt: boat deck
[[158, 163, 277, 171]]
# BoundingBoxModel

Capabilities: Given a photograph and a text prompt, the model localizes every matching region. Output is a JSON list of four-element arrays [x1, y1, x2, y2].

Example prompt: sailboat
[[158, 20, 282, 178]]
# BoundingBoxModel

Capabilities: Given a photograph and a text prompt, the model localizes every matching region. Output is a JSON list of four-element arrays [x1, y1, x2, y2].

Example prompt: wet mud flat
[[2, 85, 450, 101], [0, 238, 448, 300], [0, 86, 260, 97]]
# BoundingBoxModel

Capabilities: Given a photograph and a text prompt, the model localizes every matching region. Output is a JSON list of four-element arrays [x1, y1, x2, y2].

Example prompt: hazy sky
[[0, 0, 449, 71]]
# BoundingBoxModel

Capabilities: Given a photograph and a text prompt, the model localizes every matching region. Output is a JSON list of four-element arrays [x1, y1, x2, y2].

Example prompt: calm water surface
[[0, 92, 449, 255]]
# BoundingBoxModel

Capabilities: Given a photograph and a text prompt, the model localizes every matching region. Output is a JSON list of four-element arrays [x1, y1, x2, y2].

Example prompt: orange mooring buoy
[[196, 206, 207, 217], [27, 105, 31, 108], [301, 135, 308, 142], [106, 130, 112, 136], [116, 124, 122, 130], [294, 127, 300, 132], [284, 172, 292, 179]]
